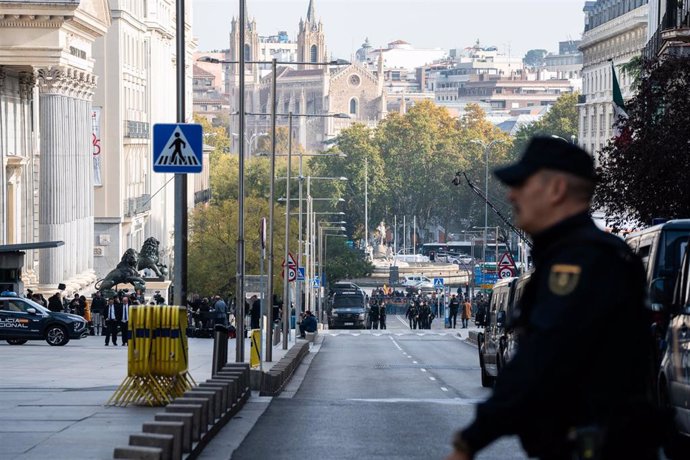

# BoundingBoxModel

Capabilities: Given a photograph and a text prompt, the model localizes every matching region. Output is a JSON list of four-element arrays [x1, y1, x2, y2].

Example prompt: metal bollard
[[212, 324, 228, 377]]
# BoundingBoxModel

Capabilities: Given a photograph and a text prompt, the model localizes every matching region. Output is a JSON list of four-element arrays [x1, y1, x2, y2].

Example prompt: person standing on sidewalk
[[104, 296, 121, 346], [91, 291, 106, 336], [461, 298, 472, 328], [449, 294, 460, 328], [379, 302, 387, 330], [447, 137, 665, 460], [120, 295, 130, 346]]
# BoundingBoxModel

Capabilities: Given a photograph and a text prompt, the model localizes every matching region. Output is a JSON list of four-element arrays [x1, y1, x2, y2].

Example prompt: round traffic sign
[[287, 267, 297, 282], [499, 267, 514, 279]]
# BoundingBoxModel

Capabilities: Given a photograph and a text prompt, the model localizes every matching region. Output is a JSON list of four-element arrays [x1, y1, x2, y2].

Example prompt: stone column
[[0, 67, 7, 244], [36, 66, 96, 287]]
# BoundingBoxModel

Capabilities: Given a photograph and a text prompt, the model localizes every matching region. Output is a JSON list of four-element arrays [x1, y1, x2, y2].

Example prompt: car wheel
[[478, 345, 495, 388], [6, 339, 28, 345], [45, 325, 69, 346]]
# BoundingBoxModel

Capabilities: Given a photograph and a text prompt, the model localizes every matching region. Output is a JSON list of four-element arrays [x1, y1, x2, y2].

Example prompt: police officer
[[406, 300, 418, 329], [447, 137, 664, 460]]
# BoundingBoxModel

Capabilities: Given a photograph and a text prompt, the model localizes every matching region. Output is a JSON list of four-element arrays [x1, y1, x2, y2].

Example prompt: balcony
[[124, 120, 150, 139], [123, 194, 152, 218], [194, 189, 211, 206], [644, 1, 690, 59]]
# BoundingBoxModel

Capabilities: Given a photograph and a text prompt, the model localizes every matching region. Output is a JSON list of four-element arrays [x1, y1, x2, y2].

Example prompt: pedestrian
[[406, 301, 418, 329], [48, 291, 63, 313], [212, 295, 228, 326], [449, 294, 460, 328], [91, 291, 106, 336], [369, 300, 380, 329], [120, 295, 130, 346], [104, 296, 121, 346], [299, 310, 317, 338], [461, 298, 472, 328], [250, 295, 261, 330], [379, 302, 387, 330], [447, 137, 665, 460]]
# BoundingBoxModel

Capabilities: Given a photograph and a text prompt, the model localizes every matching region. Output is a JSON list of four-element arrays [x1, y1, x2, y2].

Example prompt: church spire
[[306, 0, 316, 22]]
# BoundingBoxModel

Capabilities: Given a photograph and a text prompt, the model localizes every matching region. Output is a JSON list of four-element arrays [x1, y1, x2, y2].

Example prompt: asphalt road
[[230, 316, 526, 460]]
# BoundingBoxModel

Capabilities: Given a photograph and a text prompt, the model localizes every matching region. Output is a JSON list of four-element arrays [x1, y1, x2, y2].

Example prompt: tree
[[323, 238, 373, 285], [595, 56, 690, 227], [523, 49, 548, 68]]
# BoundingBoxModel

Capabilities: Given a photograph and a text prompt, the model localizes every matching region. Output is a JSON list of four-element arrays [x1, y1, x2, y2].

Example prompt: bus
[[421, 241, 509, 262]]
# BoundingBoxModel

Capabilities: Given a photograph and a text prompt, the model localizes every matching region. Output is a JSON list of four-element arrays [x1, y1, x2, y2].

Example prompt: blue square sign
[[153, 123, 203, 173]]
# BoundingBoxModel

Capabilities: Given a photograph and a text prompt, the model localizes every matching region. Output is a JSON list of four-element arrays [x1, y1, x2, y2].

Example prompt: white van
[[402, 274, 433, 288]]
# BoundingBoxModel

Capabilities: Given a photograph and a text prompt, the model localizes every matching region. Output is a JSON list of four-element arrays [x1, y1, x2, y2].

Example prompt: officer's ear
[[542, 171, 569, 205]]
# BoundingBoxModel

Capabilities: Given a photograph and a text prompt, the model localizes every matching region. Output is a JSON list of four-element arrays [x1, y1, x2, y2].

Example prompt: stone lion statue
[[97, 248, 146, 294], [137, 237, 168, 279]]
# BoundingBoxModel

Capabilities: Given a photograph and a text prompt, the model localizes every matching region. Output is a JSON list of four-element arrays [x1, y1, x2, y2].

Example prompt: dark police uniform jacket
[[461, 212, 662, 459]]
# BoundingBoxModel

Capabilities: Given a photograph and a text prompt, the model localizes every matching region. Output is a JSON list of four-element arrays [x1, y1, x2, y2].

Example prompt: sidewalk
[[0, 332, 300, 460]]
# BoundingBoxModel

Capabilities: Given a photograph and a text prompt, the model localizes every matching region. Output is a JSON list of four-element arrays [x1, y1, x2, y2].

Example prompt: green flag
[[611, 61, 627, 119]]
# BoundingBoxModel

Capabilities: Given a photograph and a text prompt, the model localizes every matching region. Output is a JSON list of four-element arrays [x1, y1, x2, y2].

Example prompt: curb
[[257, 341, 310, 396], [113, 363, 252, 460]]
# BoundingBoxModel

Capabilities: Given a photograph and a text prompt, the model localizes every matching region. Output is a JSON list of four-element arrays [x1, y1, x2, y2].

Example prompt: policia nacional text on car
[[447, 138, 668, 460]]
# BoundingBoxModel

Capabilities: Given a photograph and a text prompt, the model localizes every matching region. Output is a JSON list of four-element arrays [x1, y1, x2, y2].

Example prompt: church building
[[228, 0, 387, 154]]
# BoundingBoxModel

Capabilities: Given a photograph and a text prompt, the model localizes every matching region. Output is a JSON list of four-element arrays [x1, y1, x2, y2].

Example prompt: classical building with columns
[[578, 0, 649, 162], [0, 0, 111, 293]]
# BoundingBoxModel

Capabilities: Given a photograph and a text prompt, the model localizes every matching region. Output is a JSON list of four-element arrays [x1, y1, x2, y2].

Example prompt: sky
[[192, 0, 586, 59]]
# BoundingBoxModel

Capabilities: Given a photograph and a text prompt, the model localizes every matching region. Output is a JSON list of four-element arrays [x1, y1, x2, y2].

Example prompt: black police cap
[[493, 136, 595, 186]]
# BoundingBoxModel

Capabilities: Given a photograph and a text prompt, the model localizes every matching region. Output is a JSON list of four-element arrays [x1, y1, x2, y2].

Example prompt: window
[[310, 44, 318, 63], [244, 44, 251, 61], [349, 98, 358, 116]]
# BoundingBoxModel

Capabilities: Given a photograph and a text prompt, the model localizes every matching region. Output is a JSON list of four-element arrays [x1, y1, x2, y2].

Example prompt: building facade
[[0, 0, 111, 293], [91, 0, 206, 280], [578, 0, 649, 160], [224, 0, 385, 153], [645, 0, 690, 59]]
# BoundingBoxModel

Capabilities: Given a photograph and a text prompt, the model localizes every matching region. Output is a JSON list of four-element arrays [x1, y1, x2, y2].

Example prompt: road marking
[[407, 355, 412, 359], [395, 315, 410, 329], [441, 387, 449, 392], [412, 361, 418, 364], [429, 377, 436, 381], [420, 368, 427, 373], [348, 397, 482, 406], [390, 336, 403, 352]]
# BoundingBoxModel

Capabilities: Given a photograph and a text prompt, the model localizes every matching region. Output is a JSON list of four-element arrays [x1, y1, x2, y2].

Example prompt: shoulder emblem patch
[[548, 264, 581, 296]]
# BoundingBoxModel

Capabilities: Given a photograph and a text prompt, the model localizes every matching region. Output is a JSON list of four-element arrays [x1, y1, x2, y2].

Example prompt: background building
[[578, 0, 649, 160], [91, 0, 208, 281], [0, 0, 110, 293]]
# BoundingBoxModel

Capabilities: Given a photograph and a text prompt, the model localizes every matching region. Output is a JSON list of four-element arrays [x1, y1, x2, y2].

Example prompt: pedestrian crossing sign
[[433, 277, 444, 288], [153, 123, 203, 173]]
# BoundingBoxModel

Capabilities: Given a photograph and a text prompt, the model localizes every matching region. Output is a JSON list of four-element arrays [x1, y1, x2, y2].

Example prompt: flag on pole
[[611, 60, 628, 120], [610, 60, 628, 138]]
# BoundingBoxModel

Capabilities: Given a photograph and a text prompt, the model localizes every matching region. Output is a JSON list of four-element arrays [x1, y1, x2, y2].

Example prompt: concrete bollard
[[154, 413, 193, 453], [173, 397, 210, 432], [184, 390, 219, 423], [113, 446, 162, 459], [142, 422, 183, 460], [217, 370, 248, 394], [197, 382, 228, 414], [208, 377, 238, 404], [164, 404, 202, 442], [195, 384, 227, 414], [129, 433, 174, 460]]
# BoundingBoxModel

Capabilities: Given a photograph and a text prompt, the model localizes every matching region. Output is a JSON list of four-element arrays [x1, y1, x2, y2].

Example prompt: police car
[[0, 293, 89, 346]]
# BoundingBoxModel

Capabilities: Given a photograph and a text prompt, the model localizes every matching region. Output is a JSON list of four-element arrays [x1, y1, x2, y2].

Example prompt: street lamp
[[232, 131, 267, 156], [200, 53, 350, 361], [317, 225, 347, 322], [470, 139, 505, 263]]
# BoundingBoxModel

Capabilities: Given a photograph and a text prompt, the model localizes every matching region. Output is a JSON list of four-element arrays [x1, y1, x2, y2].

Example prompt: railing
[[194, 189, 211, 205], [123, 194, 152, 217], [643, 2, 690, 59], [124, 120, 150, 139]]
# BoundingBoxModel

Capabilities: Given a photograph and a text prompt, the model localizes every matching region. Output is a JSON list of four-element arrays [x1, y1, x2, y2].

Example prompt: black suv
[[327, 290, 368, 329], [477, 273, 530, 387], [0, 295, 89, 346]]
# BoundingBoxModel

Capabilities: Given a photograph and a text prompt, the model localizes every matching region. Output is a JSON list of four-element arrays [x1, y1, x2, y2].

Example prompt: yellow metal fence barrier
[[108, 305, 196, 407]]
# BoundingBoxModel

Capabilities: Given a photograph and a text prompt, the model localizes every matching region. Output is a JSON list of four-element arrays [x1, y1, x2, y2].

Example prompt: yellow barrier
[[250, 329, 261, 369], [108, 305, 196, 407]]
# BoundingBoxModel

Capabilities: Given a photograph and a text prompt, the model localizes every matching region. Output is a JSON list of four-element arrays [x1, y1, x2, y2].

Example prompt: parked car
[[626, 220, 690, 374], [477, 273, 530, 387], [0, 294, 89, 346], [658, 234, 690, 453]]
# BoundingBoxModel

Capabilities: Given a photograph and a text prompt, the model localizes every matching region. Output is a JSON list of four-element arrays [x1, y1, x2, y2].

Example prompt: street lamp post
[[235, 0, 247, 363], [471, 139, 504, 263], [318, 225, 347, 322]]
